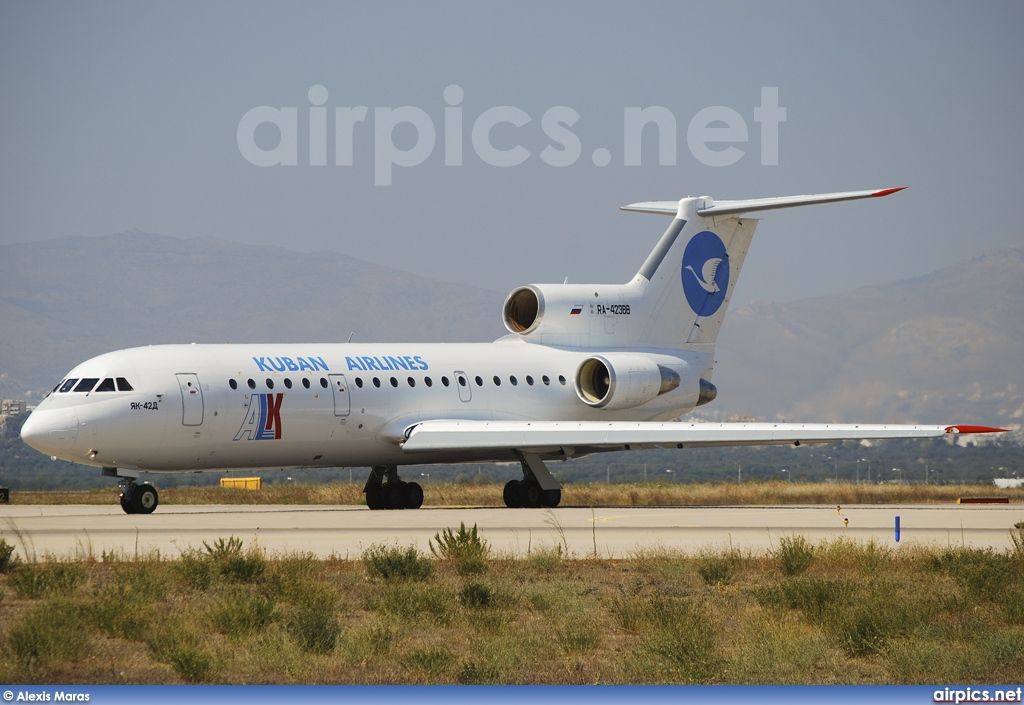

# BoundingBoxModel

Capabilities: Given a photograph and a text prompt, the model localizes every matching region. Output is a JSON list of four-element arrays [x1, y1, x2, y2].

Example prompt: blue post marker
[[895, 515, 901, 542]]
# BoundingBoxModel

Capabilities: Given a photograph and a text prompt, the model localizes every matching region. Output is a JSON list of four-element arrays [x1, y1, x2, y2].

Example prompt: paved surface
[[1, 503, 1022, 559]]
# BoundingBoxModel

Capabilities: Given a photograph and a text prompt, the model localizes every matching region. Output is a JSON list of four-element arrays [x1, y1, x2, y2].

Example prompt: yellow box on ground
[[220, 477, 262, 490]]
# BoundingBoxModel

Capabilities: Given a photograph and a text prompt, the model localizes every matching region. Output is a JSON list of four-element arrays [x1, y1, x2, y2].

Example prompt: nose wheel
[[118, 479, 159, 514]]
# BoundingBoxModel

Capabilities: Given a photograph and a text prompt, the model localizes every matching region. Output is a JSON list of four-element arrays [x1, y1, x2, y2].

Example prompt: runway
[[2, 503, 1022, 559]]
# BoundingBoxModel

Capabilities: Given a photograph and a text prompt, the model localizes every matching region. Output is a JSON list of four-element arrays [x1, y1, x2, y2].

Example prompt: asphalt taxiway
[[2, 503, 1022, 559]]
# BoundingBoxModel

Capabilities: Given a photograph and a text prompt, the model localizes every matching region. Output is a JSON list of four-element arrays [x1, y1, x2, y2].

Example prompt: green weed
[[363, 543, 433, 581], [287, 605, 341, 654], [209, 591, 279, 638], [775, 535, 815, 576], [177, 548, 215, 590], [0, 537, 18, 573], [459, 581, 493, 608], [528, 544, 563, 573], [696, 549, 738, 586], [430, 522, 490, 575], [9, 560, 86, 598], [8, 599, 88, 668]]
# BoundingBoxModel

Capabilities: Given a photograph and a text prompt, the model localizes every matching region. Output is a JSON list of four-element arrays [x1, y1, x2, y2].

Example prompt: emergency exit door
[[176, 373, 204, 426]]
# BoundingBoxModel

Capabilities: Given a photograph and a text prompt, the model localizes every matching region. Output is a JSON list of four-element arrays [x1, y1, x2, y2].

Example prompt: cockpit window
[[73, 378, 99, 392], [59, 379, 79, 393], [116, 378, 134, 391], [95, 378, 116, 392]]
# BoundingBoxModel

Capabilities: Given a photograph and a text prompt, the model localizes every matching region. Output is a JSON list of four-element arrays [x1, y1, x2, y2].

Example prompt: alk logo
[[233, 393, 284, 441], [681, 230, 729, 317]]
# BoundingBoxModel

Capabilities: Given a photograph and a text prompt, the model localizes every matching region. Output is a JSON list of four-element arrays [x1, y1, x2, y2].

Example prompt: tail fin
[[501, 188, 905, 352]]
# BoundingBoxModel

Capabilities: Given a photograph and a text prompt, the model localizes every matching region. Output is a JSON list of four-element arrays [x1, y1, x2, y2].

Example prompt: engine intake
[[503, 286, 543, 335], [575, 354, 681, 410]]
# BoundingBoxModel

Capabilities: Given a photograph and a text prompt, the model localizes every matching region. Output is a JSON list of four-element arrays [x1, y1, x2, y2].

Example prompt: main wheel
[[403, 482, 424, 509], [503, 480, 521, 508], [119, 491, 135, 514], [132, 483, 159, 514], [365, 487, 384, 510], [383, 482, 406, 510], [541, 488, 562, 508], [518, 480, 542, 508]]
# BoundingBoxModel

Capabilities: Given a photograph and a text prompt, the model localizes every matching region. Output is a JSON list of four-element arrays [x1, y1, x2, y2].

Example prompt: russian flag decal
[[570, 305, 583, 315]]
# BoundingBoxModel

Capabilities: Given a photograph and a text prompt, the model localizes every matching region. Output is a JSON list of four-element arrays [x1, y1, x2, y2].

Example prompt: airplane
[[19, 187, 1006, 513]]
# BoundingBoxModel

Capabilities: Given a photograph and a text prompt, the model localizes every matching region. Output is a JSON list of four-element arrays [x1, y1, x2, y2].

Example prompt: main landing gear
[[503, 451, 562, 508], [118, 478, 159, 514], [363, 465, 423, 510]]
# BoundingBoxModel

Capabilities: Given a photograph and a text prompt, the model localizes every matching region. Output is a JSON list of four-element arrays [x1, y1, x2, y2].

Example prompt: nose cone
[[21, 407, 79, 457]]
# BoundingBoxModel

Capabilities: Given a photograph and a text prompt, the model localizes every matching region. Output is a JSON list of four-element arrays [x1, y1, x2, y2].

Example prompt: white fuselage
[[23, 339, 706, 473]]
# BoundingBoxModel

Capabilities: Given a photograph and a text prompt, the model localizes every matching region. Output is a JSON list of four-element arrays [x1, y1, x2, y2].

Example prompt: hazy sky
[[2, 1, 1022, 307]]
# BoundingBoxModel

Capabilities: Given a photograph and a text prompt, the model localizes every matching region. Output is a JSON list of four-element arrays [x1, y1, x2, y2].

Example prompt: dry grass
[[2, 533, 1024, 684], [8, 481, 1023, 507]]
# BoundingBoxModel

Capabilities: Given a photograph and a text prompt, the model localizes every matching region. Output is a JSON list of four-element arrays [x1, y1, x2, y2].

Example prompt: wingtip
[[944, 425, 1010, 434], [872, 187, 908, 198]]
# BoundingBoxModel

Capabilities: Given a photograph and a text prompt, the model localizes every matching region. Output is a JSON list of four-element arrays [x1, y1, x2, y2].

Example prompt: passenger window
[[355, 378, 363, 388], [284, 378, 292, 389], [116, 377, 134, 391], [526, 375, 534, 386], [559, 375, 567, 385], [373, 377, 381, 388], [266, 378, 274, 390], [60, 379, 78, 393], [320, 378, 328, 388], [302, 378, 310, 389], [248, 379, 256, 389], [74, 378, 99, 392], [424, 377, 433, 387], [510, 376, 518, 386], [407, 377, 415, 387], [95, 378, 116, 392], [390, 377, 398, 387], [542, 375, 550, 386], [492, 375, 501, 386], [457, 375, 466, 387], [475, 376, 483, 386], [229, 379, 238, 390], [442, 376, 450, 387]]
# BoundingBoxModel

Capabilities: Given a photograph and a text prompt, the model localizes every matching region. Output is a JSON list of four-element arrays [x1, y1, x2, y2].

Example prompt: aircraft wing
[[401, 420, 1006, 456]]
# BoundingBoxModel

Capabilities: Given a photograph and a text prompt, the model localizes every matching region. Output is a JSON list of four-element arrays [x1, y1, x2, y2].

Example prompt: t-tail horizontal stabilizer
[[620, 187, 907, 218]]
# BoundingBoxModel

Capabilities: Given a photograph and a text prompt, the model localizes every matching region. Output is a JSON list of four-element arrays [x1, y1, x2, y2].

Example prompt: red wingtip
[[872, 187, 908, 198], [944, 425, 1011, 434]]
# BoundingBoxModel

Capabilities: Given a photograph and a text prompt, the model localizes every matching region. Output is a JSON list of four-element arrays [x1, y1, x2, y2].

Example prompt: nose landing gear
[[113, 475, 159, 514]]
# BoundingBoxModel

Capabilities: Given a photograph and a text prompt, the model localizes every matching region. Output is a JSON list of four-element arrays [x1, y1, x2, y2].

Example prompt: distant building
[[0, 399, 28, 438], [1, 399, 25, 416], [994, 478, 1024, 489]]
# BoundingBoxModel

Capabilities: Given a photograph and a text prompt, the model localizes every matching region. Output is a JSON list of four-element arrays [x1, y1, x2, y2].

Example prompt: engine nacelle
[[574, 354, 681, 410]]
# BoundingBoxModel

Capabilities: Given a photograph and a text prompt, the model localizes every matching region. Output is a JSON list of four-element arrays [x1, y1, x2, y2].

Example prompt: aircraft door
[[176, 373, 204, 426], [329, 374, 351, 417], [454, 370, 471, 402]]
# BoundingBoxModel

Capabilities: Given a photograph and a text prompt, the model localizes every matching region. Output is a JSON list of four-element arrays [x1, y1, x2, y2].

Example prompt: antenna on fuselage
[[346, 332, 356, 343]]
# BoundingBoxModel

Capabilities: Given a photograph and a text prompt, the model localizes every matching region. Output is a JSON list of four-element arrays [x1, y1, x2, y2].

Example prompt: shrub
[[931, 548, 1014, 602], [457, 660, 501, 684], [430, 522, 490, 575], [775, 535, 815, 576], [639, 597, 721, 682], [363, 543, 433, 581], [459, 581, 493, 608], [696, 549, 738, 586], [170, 646, 216, 683], [9, 560, 86, 598], [0, 537, 18, 573], [557, 618, 601, 654], [177, 548, 215, 590], [203, 536, 244, 559], [220, 551, 266, 583], [209, 592, 279, 638], [9, 599, 88, 668], [755, 576, 854, 623], [288, 605, 341, 654], [528, 545, 563, 573]]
